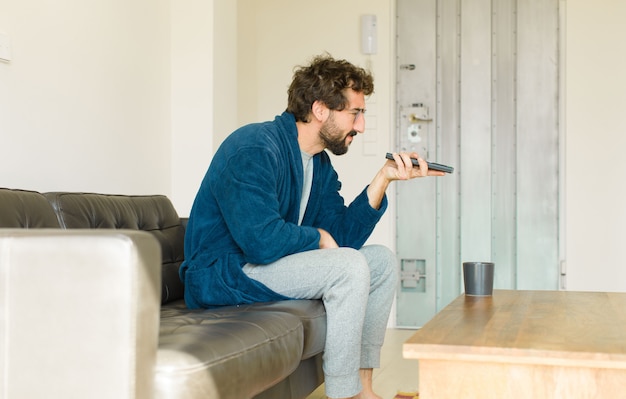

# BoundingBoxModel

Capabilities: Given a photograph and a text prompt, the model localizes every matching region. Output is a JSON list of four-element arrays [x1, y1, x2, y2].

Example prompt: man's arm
[[211, 147, 321, 263]]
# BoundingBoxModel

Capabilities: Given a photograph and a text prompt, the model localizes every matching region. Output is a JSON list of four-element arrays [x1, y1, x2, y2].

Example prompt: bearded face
[[319, 110, 358, 156]]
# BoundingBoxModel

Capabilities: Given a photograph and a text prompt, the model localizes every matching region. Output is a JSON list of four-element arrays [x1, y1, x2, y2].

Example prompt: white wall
[[0, 0, 216, 217], [212, 1, 238, 153], [170, 1, 215, 216], [0, 0, 172, 196], [565, 0, 626, 291]]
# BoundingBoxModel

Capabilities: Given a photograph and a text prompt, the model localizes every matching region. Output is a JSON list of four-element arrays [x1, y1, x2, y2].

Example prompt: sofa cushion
[[229, 300, 327, 359], [163, 299, 326, 360], [44, 192, 186, 304], [0, 188, 60, 228], [157, 303, 305, 399]]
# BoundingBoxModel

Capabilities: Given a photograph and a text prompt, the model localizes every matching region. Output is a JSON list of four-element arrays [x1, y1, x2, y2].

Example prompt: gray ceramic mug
[[463, 262, 494, 296]]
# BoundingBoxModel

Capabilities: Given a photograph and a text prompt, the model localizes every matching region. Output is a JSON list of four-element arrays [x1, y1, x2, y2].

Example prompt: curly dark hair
[[286, 54, 374, 123]]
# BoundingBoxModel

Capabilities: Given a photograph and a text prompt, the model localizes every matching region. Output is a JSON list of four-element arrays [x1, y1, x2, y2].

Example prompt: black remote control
[[385, 153, 454, 174]]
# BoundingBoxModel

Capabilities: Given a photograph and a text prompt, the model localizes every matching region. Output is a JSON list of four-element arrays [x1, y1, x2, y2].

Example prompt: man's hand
[[317, 228, 339, 249], [366, 152, 445, 210], [384, 152, 446, 181]]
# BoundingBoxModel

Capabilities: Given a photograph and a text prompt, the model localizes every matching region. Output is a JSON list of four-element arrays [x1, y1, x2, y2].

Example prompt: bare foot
[[355, 368, 382, 399], [327, 368, 382, 399]]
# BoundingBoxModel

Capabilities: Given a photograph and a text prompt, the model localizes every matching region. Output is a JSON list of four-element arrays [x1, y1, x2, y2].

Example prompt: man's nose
[[353, 113, 365, 133]]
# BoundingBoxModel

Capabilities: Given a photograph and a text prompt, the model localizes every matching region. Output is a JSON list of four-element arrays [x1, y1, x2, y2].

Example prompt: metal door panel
[[459, 0, 493, 264], [435, 0, 462, 308], [396, 0, 560, 327], [395, 0, 438, 328], [516, 0, 560, 289], [492, 0, 518, 289]]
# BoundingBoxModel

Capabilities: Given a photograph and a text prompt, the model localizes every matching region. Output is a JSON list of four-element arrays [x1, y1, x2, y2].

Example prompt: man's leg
[[356, 245, 398, 399], [242, 245, 397, 399]]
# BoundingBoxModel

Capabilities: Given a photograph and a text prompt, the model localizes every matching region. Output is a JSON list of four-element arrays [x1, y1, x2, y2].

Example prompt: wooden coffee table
[[403, 290, 626, 398]]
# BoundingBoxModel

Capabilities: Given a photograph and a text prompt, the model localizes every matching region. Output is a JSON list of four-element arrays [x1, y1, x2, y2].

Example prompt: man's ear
[[311, 100, 327, 122]]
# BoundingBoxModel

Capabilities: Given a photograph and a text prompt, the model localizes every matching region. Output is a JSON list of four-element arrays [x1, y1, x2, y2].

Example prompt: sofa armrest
[[0, 229, 161, 399]]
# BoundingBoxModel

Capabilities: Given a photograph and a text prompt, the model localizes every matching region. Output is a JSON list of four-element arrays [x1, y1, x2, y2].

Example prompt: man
[[180, 55, 444, 399]]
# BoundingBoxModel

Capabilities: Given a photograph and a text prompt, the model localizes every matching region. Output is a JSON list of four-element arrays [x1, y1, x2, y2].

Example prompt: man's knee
[[334, 247, 371, 287], [361, 245, 398, 279]]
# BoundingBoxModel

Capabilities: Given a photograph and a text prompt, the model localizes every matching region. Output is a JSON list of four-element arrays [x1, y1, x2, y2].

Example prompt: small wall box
[[361, 15, 377, 55]]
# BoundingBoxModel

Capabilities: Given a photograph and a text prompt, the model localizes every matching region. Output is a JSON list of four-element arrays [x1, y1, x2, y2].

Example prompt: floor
[[306, 328, 420, 399]]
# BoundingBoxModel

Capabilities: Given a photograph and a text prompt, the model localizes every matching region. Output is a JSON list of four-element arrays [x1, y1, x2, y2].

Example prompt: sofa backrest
[[0, 188, 60, 228], [0, 188, 186, 304], [44, 192, 186, 304]]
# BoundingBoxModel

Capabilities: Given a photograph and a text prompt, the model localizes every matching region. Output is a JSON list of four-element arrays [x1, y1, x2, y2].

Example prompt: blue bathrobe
[[180, 112, 387, 308]]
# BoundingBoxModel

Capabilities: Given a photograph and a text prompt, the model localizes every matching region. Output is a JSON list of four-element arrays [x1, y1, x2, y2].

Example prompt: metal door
[[395, 0, 561, 327]]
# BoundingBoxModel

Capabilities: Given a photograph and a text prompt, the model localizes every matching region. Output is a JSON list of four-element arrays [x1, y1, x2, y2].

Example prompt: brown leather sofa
[[0, 187, 326, 399]]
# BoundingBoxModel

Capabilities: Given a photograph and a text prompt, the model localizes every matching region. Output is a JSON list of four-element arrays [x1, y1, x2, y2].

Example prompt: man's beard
[[319, 114, 357, 156]]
